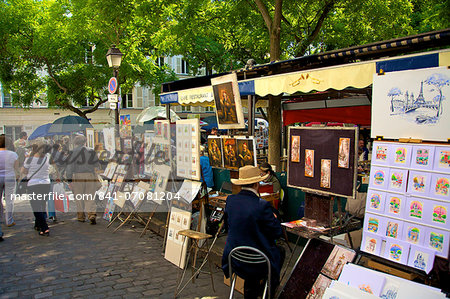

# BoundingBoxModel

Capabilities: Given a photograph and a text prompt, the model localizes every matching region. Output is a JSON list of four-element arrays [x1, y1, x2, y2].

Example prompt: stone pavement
[[0, 208, 243, 299]]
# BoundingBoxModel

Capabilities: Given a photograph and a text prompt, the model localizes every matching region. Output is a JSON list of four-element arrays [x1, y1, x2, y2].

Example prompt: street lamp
[[106, 44, 123, 128]]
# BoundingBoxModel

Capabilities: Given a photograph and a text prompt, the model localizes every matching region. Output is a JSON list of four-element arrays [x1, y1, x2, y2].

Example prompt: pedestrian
[[200, 146, 214, 191], [0, 135, 19, 227], [222, 165, 285, 299], [22, 139, 52, 236], [65, 135, 101, 224], [13, 131, 27, 149]]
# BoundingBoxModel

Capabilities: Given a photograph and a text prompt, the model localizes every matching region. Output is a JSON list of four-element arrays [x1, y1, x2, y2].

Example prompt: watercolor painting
[[437, 150, 450, 169], [363, 236, 379, 254], [306, 274, 332, 299], [390, 171, 403, 189], [338, 138, 350, 168], [370, 193, 382, 210], [416, 148, 430, 165], [305, 149, 314, 177], [321, 246, 356, 280], [394, 147, 407, 164], [432, 205, 447, 224], [429, 231, 444, 252], [409, 201, 423, 219], [435, 177, 449, 196], [371, 67, 450, 142], [368, 217, 379, 233], [408, 247, 434, 273], [376, 145, 388, 161], [412, 174, 426, 192], [291, 135, 300, 162], [373, 170, 386, 186], [102, 197, 115, 222], [320, 159, 331, 188], [389, 244, 403, 261], [389, 196, 402, 215], [386, 221, 399, 238], [406, 226, 421, 244]]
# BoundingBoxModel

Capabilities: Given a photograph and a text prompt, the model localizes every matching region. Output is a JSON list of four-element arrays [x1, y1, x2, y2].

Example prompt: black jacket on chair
[[222, 189, 283, 283]]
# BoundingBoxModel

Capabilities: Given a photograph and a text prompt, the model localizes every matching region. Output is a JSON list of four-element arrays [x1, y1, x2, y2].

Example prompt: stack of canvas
[[362, 141, 450, 272], [321, 263, 445, 299]]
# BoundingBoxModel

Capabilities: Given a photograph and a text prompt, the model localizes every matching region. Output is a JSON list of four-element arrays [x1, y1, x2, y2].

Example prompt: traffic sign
[[108, 77, 118, 94], [108, 94, 118, 103], [109, 102, 117, 110]]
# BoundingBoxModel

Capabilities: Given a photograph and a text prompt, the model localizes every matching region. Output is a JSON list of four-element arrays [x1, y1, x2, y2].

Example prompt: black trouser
[[243, 245, 286, 299], [28, 184, 51, 232]]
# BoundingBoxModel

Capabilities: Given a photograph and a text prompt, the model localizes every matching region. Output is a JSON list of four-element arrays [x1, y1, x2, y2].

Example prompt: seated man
[[222, 165, 284, 299]]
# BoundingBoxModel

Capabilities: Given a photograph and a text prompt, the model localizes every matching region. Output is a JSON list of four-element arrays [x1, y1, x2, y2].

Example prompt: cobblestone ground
[[0, 207, 242, 299]]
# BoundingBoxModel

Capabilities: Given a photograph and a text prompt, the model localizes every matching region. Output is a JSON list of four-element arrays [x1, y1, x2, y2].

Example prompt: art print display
[[223, 137, 238, 169], [236, 137, 256, 167], [321, 246, 356, 280], [430, 173, 450, 200], [176, 119, 201, 181], [385, 218, 403, 239], [129, 182, 150, 208], [291, 135, 300, 163], [155, 120, 170, 141], [408, 171, 431, 196], [306, 274, 332, 299], [433, 146, 450, 172], [389, 144, 412, 168], [369, 167, 389, 190], [123, 138, 132, 150], [86, 128, 95, 150], [406, 197, 426, 221], [103, 162, 118, 180], [211, 73, 245, 129], [119, 114, 132, 138], [388, 168, 408, 193], [338, 263, 386, 296], [305, 149, 314, 177], [424, 228, 449, 258], [372, 142, 390, 165], [411, 145, 435, 170], [103, 197, 115, 221], [337, 138, 351, 168], [383, 239, 410, 264], [207, 136, 223, 168], [361, 232, 382, 256], [103, 127, 115, 156], [407, 245, 436, 273], [164, 207, 192, 269], [320, 159, 331, 188], [366, 189, 386, 213], [371, 67, 450, 142], [403, 223, 426, 246], [385, 193, 405, 217]]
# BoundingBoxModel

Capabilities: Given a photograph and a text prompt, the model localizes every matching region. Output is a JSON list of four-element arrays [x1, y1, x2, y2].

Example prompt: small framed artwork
[[223, 137, 238, 170], [383, 239, 410, 264], [320, 159, 331, 188], [388, 168, 408, 193], [86, 128, 95, 150], [305, 149, 314, 177], [290, 135, 300, 163], [403, 223, 426, 246], [361, 232, 383, 256], [369, 166, 389, 190], [363, 213, 386, 236], [338, 137, 350, 168], [389, 144, 412, 168], [371, 142, 391, 166], [430, 173, 450, 201], [410, 145, 435, 171], [424, 227, 450, 258], [433, 146, 450, 173], [115, 137, 122, 151], [123, 138, 132, 150], [424, 200, 449, 229], [385, 218, 404, 240], [408, 171, 431, 196], [384, 193, 406, 218], [406, 197, 428, 222], [307, 274, 332, 299], [207, 137, 224, 168], [407, 245, 436, 274], [366, 189, 386, 214]]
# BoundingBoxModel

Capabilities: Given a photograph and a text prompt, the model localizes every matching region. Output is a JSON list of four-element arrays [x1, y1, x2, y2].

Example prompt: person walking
[[65, 135, 101, 224], [22, 139, 51, 236], [0, 135, 19, 227]]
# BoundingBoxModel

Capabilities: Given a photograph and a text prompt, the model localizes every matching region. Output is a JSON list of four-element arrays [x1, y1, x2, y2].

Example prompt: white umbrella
[[136, 106, 180, 124]]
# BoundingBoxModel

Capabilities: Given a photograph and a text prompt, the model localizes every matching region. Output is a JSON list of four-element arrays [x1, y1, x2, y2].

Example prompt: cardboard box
[[224, 275, 245, 295]]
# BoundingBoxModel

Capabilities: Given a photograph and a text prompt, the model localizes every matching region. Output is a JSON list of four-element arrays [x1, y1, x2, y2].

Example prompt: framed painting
[[371, 142, 391, 166], [320, 159, 331, 188], [389, 144, 412, 168], [407, 245, 436, 274], [384, 218, 404, 240], [424, 199, 449, 229], [211, 73, 245, 129], [223, 137, 238, 170], [406, 197, 429, 222], [433, 146, 450, 173], [371, 67, 450, 142], [384, 193, 406, 218], [338, 138, 350, 168], [363, 213, 387, 237], [411, 144, 435, 171], [305, 149, 314, 177], [408, 171, 431, 196], [383, 239, 410, 265], [403, 223, 426, 246], [366, 189, 386, 214], [430, 173, 450, 201], [306, 274, 332, 299], [236, 137, 257, 167], [424, 227, 450, 258], [207, 136, 223, 168], [387, 168, 408, 193], [321, 245, 356, 280], [361, 232, 383, 256], [290, 135, 300, 163], [369, 166, 389, 190]]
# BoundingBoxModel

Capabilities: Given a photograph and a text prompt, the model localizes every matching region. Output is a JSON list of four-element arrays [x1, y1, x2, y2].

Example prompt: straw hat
[[231, 165, 269, 185]]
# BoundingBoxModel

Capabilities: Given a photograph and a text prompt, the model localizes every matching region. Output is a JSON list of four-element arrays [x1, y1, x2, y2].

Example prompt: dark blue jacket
[[222, 189, 283, 283], [200, 156, 214, 188]]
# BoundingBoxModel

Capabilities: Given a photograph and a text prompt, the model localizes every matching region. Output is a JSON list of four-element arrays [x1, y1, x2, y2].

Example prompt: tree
[[388, 88, 402, 112], [0, 0, 176, 119], [425, 73, 450, 117]]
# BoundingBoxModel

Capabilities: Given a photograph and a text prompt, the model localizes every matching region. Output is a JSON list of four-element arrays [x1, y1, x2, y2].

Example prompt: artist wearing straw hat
[[222, 165, 284, 299]]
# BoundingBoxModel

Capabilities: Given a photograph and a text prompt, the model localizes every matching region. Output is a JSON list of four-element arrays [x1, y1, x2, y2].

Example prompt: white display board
[[176, 119, 201, 181], [164, 207, 192, 269]]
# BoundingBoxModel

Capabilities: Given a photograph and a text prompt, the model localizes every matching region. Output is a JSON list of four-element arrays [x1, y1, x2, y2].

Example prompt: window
[[3, 92, 12, 107], [134, 87, 143, 108], [122, 93, 133, 108]]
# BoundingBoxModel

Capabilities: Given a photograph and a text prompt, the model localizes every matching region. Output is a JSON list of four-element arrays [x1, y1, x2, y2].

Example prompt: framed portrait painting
[[207, 136, 223, 168], [236, 137, 256, 167]]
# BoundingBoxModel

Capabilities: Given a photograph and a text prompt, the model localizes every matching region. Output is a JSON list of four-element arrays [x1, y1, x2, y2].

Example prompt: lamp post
[[106, 45, 123, 131]]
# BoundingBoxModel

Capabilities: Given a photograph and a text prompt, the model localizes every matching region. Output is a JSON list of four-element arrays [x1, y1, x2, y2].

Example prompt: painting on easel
[[305, 149, 314, 177]]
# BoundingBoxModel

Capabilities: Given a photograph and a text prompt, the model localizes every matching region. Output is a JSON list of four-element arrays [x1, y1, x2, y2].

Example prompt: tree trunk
[[268, 95, 282, 170]]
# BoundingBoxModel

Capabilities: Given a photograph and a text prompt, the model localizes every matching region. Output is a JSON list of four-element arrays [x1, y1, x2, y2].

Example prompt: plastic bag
[[53, 183, 69, 213]]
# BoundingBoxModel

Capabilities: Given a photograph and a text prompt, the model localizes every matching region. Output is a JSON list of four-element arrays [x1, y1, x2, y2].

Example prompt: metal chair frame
[[227, 246, 271, 299]]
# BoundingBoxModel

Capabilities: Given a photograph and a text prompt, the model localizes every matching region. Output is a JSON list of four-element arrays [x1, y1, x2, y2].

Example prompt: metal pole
[[114, 68, 120, 136]]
